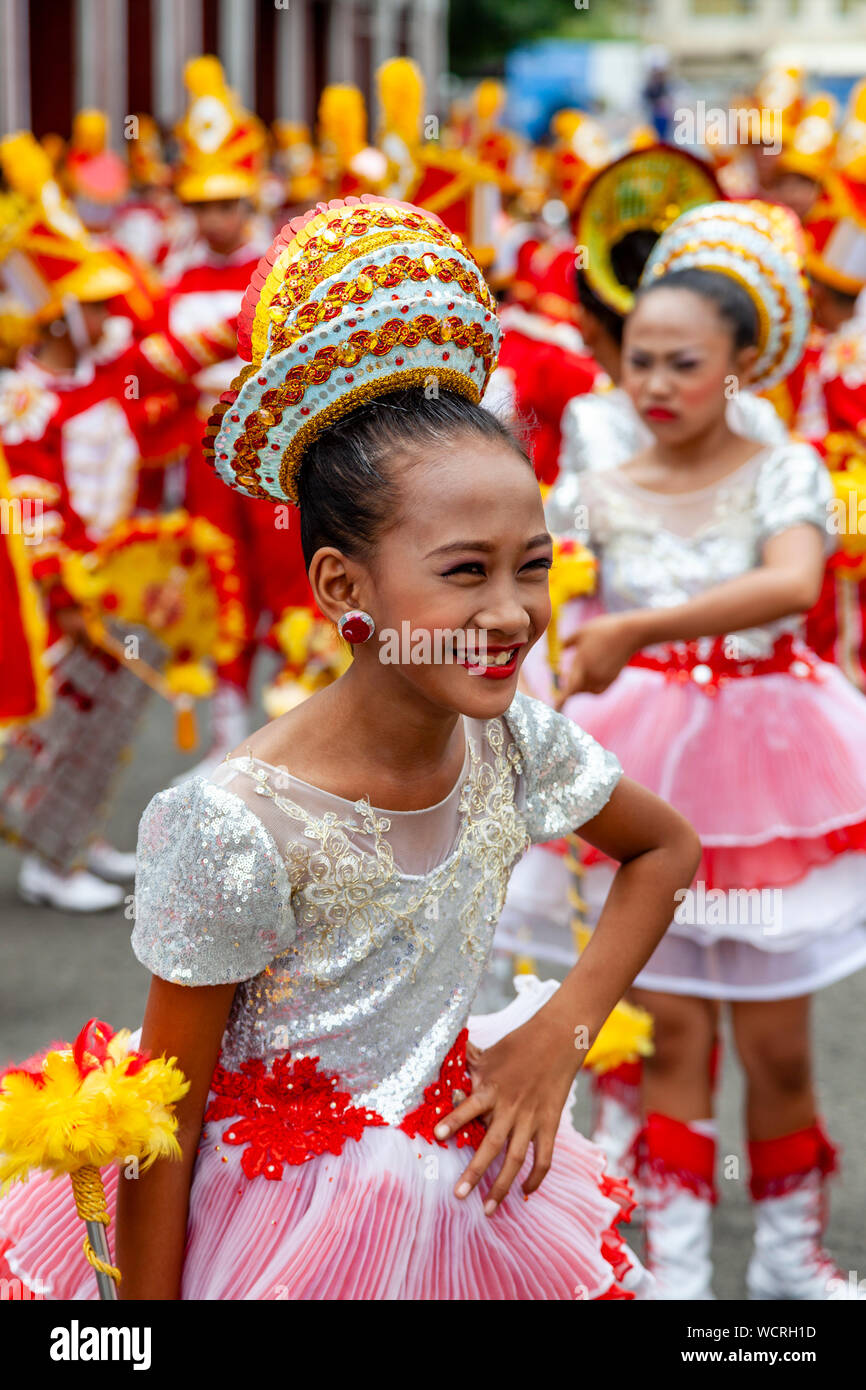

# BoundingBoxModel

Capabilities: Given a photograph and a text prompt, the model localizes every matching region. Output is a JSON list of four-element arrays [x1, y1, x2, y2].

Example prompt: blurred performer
[[773, 94, 837, 226], [164, 56, 308, 775], [317, 85, 386, 200], [0, 134, 246, 909], [111, 115, 190, 269], [271, 119, 321, 217], [63, 109, 129, 233], [781, 105, 866, 690]]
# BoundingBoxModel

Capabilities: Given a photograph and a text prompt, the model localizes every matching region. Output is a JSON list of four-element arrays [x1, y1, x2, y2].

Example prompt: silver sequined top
[[568, 442, 835, 661], [547, 386, 788, 539], [132, 692, 621, 1123]]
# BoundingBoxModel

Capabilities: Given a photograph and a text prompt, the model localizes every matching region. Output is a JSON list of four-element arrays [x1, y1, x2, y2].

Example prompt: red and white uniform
[[162, 238, 311, 690], [780, 319, 866, 689]]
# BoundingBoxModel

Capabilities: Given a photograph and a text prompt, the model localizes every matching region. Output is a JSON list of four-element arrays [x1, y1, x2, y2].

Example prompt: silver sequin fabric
[[563, 442, 834, 660], [132, 691, 621, 1123]]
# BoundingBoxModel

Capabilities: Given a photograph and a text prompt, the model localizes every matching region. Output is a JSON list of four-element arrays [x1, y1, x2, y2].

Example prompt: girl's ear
[[308, 546, 367, 625], [733, 343, 760, 388]]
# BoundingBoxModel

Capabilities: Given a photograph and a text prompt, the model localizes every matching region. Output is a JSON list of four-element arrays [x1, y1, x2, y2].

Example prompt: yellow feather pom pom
[[584, 1000, 655, 1075], [184, 55, 227, 97], [0, 1020, 189, 1191]]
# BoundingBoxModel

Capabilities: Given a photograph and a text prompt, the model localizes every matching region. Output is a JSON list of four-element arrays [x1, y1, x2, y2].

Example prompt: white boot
[[172, 681, 250, 785], [18, 854, 124, 913], [747, 1174, 864, 1300], [85, 838, 137, 884], [643, 1182, 716, 1300], [639, 1114, 717, 1300]]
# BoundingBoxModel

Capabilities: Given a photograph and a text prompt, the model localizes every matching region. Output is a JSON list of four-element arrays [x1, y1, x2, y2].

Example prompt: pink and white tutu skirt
[[498, 641, 866, 1000], [0, 978, 652, 1301]]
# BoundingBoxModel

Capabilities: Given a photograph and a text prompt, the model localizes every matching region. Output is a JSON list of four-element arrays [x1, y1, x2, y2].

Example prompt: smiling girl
[[554, 202, 866, 1300], [0, 197, 700, 1301]]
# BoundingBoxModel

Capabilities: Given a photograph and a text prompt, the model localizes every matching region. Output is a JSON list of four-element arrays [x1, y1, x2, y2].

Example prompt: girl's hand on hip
[[434, 1016, 581, 1214]]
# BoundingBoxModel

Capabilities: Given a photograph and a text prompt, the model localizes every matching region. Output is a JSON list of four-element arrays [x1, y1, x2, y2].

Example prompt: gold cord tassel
[[69, 1164, 121, 1286]]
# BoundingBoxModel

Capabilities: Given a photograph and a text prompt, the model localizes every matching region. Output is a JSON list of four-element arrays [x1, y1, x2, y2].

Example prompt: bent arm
[[537, 777, 702, 1047], [115, 975, 237, 1301], [620, 525, 826, 649]]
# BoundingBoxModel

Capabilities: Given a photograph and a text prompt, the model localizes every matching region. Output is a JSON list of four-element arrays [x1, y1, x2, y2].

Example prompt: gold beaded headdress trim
[[640, 200, 810, 391], [205, 195, 500, 505]]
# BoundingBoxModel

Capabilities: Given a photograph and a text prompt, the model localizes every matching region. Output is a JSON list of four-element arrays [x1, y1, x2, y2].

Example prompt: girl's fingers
[[485, 1125, 534, 1211], [452, 1120, 513, 1199], [433, 1087, 491, 1142], [522, 1129, 556, 1195]]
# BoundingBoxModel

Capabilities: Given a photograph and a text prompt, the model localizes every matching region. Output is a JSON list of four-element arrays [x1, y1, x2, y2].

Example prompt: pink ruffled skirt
[[497, 659, 866, 999], [0, 979, 652, 1301]]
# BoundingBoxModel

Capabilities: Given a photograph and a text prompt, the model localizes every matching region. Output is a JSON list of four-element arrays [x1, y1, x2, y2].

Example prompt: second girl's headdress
[[205, 195, 500, 506], [574, 144, 721, 318], [641, 200, 810, 390]]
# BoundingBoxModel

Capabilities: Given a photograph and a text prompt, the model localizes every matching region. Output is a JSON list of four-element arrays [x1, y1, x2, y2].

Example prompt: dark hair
[[297, 386, 530, 568], [635, 265, 759, 350], [575, 228, 660, 345]]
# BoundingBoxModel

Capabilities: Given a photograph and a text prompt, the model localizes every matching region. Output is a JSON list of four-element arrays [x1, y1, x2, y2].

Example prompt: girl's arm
[[435, 776, 701, 1212], [557, 524, 826, 700], [115, 976, 237, 1300]]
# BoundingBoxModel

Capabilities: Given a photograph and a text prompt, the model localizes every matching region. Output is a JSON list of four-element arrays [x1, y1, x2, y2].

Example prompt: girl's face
[[621, 287, 754, 446], [336, 434, 552, 722]]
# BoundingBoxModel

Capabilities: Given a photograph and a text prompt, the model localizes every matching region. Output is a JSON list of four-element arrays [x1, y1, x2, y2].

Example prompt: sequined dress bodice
[[132, 693, 621, 1124], [570, 443, 834, 661]]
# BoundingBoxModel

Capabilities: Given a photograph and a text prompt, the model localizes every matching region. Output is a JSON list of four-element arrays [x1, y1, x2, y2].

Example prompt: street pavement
[[1, 678, 864, 1301]]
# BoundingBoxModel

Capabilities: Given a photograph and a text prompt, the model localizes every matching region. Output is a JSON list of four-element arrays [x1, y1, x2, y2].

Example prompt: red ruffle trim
[[748, 1120, 839, 1200], [633, 1112, 718, 1204], [591, 1170, 638, 1300], [399, 1027, 486, 1150], [583, 817, 866, 892]]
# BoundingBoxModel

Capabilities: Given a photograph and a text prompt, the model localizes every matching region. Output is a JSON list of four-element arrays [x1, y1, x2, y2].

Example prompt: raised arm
[[557, 524, 827, 700]]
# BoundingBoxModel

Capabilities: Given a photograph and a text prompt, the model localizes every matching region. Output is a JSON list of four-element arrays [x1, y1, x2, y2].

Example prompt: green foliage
[[448, 0, 633, 75]]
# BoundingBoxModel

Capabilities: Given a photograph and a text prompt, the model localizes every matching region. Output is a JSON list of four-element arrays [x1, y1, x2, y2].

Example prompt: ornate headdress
[[575, 144, 721, 317], [64, 110, 129, 215], [174, 55, 266, 203], [0, 132, 134, 321], [641, 200, 810, 390], [205, 195, 500, 507], [776, 93, 838, 183]]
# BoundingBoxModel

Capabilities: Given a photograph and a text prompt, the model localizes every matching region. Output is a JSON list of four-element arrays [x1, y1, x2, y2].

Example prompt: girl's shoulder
[[132, 773, 296, 987], [498, 692, 622, 843], [751, 440, 834, 549]]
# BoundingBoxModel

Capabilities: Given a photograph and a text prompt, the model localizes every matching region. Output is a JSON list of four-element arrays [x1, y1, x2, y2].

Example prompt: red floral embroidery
[[399, 1028, 486, 1150], [205, 1053, 386, 1181]]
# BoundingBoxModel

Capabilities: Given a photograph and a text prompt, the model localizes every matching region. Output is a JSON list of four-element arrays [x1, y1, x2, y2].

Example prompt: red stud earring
[[338, 609, 376, 644]]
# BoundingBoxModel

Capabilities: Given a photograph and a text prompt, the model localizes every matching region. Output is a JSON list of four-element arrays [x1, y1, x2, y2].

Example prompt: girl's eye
[[522, 557, 553, 573], [674, 359, 699, 371], [443, 562, 486, 577]]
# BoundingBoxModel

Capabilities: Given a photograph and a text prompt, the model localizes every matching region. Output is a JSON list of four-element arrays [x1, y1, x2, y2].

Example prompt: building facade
[[1, 0, 449, 142]]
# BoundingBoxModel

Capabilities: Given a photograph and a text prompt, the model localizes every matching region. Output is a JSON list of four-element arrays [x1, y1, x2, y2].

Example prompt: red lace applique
[[205, 1053, 387, 1181], [399, 1027, 486, 1150]]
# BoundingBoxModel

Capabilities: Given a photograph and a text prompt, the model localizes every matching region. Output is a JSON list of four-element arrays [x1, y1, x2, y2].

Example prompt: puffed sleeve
[[504, 692, 622, 843], [754, 443, 835, 555], [131, 779, 296, 985]]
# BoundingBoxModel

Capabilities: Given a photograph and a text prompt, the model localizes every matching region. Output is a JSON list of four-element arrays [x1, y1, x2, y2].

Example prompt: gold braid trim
[[69, 1164, 121, 1286], [279, 366, 480, 504]]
